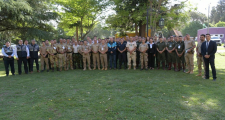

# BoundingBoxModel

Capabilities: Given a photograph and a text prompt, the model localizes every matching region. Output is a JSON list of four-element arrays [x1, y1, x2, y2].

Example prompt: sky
[[187, 0, 219, 16]]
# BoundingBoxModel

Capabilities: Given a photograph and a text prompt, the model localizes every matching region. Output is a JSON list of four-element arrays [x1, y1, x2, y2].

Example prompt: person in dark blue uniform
[[108, 37, 117, 69], [117, 38, 127, 69], [2, 42, 15, 76], [28, 40, 40, 73], [14, 40, 30, 75]]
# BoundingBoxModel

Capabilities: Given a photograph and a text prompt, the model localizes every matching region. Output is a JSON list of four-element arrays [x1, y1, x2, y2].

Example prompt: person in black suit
[[148, 38, 156, 69], [201, 34, 217, 81]]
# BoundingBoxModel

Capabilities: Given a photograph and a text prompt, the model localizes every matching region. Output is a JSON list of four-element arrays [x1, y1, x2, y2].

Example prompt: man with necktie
[[201, 34, 217, 81]]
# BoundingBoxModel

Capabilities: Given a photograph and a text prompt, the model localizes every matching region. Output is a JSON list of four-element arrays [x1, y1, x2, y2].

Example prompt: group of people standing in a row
[[2, 33, 217, 81]]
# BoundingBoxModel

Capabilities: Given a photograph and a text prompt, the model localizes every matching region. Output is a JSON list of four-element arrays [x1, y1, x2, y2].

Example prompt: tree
[[215, 21, 225, 27], [210, 0, 225, 24], [106, 0, 189, 37], [189, 11, 207, 24], [0, 0, 59, 41], [54, 0, 109, 40], [181, 21, 202, 37]]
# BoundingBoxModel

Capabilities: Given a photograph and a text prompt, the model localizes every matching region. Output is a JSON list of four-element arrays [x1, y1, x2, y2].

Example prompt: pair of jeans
[[109, 54, 116, 68]]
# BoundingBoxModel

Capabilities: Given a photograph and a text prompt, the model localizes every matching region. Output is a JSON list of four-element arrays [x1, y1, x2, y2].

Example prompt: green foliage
[[215, 21, 225, 27], [54, 0, 109, 40], [189, 11, 207, 23], [106, 0, 189, 37], [182, 21, 202, 37], [86, 23, 117, 39], [0, 0, 59, 41], [210, 0, 225, 24]]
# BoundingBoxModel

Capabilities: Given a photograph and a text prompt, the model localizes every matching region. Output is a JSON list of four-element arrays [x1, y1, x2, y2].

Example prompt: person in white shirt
[[2, 41, 15, 76], [72, 41, 81, 69]]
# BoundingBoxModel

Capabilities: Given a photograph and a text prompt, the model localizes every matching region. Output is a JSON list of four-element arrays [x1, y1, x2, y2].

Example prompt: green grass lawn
[[0, 53, 225, 119]]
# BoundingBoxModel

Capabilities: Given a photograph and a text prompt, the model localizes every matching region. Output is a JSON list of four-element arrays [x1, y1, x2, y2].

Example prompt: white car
[[211, 36, 222, 46]]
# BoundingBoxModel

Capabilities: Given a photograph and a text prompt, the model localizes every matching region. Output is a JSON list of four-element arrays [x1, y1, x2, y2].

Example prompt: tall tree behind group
[[54, 0, 109, 41], [0, 0, 59, 42], [106, 0, 189, 37], [210, 0, 225, 24]]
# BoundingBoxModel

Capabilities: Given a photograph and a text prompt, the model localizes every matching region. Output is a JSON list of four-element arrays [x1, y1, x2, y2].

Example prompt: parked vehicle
[[211, 36, 222, 46]]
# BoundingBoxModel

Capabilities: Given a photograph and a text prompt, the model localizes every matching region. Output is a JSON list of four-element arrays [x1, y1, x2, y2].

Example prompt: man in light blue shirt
[[2, 42, 15, 76]]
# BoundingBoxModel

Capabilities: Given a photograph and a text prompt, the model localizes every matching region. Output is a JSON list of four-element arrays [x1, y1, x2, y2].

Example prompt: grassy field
[[0, 53, 225, 120]]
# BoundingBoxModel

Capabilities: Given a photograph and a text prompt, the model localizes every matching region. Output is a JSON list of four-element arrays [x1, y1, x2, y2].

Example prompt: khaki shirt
[[47, 44, 57, 54], [184, 40, 195, 50], [66, 43, 73, 52], [99, 44, 108, 53], [57, 43, 66, 53], [126, 41, 137, 51], [139, 43, 148, 52], [197, 41, 204, 54], [92, 43, 99, 53], [81, 45, 91, 53], [156, 42, 166, 51], [40, 46, 48, 55]]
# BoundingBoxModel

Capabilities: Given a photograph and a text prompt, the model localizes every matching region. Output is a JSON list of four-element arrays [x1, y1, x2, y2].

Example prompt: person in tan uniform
[[40, 41, 49, 72], [80, 41, 92, 70], [57, 39, 67, 71], [99, 39, 108, 70], [92, 39, 100, 70], [139, 38, 149, 70], [126, 37, 137, 70], [47, 40, 58, 71], [66, 39, 73, 70], [184, 34, 196, 74], [196, 34, 206, 77]]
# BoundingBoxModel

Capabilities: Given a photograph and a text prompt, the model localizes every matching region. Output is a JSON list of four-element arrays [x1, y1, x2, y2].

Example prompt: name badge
[[178, 45, 180, 49], [54, 47, 56, 49], [68, 47, 70, 49], [102, 47, 104, 51], [62, 46, 65, 49], [169, 44, 172, 47]]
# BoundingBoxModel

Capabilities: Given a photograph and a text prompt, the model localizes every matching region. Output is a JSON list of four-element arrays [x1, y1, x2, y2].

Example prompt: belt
[[127, 51, 136, 53], [54, 53, 57, 55], [73, 53, 79, 54], [67, 52, 72, 53]]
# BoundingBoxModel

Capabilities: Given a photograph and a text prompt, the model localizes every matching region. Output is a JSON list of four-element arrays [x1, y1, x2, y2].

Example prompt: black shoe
[[12, 73, 15, 75], [6, 74, 9, 76], [41, 70, 44, 72], [119, 67, 121, 69], [109, 68, 112, 70], [145, 68, 148, 70], [213, 79, 216, 81], [47, 70, 49, 72], [140, 69, 143, 71]]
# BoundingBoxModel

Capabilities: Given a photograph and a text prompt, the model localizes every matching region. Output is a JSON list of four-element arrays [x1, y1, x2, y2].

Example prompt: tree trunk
[[139, 21, 146, 37], [135, 23, 138, 35], [76, 26, 79, 41]]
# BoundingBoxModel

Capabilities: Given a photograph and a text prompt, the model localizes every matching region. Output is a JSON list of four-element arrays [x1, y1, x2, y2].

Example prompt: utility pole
[[207, 4, 210, 34]]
